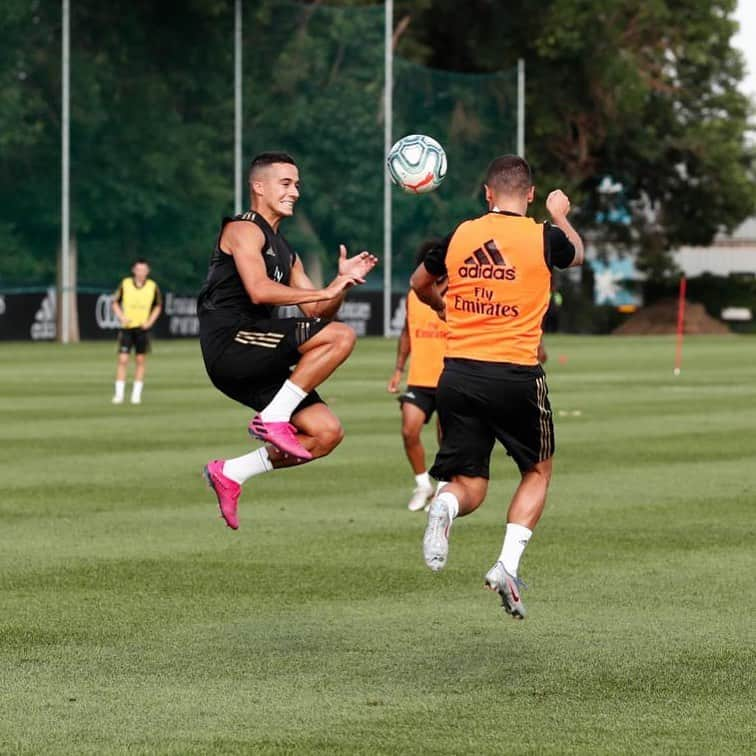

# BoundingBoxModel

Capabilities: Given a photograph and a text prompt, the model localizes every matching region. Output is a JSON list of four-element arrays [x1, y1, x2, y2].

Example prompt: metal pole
[[61, 0, 70, 344], [517, 58, 525, 158], [383, 0, 393, 337], [234, 0, 243, 214]]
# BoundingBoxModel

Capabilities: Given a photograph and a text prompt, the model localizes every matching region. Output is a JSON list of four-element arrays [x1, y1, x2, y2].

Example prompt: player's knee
[[324, 322, 357, 357], [401, 423, 421, 446], [316, 417, 345, 455]]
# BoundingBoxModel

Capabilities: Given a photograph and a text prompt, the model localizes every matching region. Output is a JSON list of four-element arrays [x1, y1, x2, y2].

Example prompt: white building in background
[[673, 218, 756, 276], [672, 218, 756, 324]]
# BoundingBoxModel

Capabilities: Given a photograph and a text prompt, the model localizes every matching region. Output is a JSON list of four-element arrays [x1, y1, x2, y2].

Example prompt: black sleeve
[[544, 223, 576, 270], [423, 233, 452, 277]]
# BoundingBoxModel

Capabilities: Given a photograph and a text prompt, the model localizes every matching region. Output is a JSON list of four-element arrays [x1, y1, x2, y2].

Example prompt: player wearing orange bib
[[387, 244, 449, 511], [410, 155, 584, 619]]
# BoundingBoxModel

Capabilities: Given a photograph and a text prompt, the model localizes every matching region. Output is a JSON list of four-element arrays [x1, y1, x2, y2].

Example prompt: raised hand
[[546, 189, 571, 219], [323, 273, 360, 300], [338, 244, 379, 284]]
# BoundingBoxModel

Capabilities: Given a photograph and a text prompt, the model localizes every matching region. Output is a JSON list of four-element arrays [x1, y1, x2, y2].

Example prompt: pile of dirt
[[613, 299, 730, 335]]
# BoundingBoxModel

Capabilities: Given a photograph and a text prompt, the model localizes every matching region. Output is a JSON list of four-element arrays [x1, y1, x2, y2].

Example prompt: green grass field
[[0, 335, 754, 755]]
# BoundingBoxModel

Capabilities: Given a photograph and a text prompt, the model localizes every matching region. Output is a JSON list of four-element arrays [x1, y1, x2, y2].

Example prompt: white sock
[[259, 380, 308, 422], [434, 491, 459, 520], [434, 480, 448, 495], [114, 380, 125, 400], [131, 381, 143, 402], [223, 448, 273, 485], [414, 471, 431, 489], [498, 523, 533, 577]]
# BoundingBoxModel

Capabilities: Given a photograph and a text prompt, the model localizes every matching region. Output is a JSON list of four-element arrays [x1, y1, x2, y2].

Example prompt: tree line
[[0, 0, 752, 291]]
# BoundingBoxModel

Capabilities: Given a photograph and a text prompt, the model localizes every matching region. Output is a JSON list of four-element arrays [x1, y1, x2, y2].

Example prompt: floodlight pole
[[382, 0, 394, 337], [234, 0, 243, 214], [60, 0, 71, 344], [517, 58, 525, 158]]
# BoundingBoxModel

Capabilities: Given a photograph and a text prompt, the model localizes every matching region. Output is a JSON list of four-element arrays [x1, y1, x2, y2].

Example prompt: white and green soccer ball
[[386, 134, 447, 194]]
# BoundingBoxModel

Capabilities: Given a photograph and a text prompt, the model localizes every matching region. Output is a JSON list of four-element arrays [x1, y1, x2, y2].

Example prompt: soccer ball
[[386, 134, 447, 194]]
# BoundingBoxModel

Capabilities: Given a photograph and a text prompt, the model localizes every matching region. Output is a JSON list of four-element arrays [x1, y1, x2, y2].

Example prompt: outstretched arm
[[292, 245, 378, 319], [225, 222, 358, 307]]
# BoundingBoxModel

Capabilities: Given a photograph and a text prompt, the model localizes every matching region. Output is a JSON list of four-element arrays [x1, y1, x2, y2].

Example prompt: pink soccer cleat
[[203, 459, 241, 530], [248, 415, 312, 461]]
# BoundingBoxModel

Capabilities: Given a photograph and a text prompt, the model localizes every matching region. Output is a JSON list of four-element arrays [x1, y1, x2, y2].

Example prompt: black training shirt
[[197, 212, 298, 323]]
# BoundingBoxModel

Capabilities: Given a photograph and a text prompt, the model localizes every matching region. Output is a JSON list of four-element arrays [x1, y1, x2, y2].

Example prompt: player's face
[[258, 163, 300, 217], [132, 263, 149, 283]]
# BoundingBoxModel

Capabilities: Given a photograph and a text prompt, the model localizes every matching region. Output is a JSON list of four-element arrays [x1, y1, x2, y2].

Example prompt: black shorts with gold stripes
[[200, 316, 329, 412], [429, 358, 554, 480]]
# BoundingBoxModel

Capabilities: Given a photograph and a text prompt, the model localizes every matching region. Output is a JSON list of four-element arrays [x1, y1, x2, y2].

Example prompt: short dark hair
[[248, 151, 297, 182], [132, 258, 150, 267], [485, 155, 533, 196]]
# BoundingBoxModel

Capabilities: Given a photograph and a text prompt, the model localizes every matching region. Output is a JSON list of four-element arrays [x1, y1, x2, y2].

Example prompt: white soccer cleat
[[130, 397, 141, 405], [111, 395, 124, 404], [407, 484, 434, 512], [423, 497, 452, 571], [484, 561, 527, 620]]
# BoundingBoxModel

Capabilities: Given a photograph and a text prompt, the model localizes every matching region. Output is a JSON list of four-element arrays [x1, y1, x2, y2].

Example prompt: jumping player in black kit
[[198, 152, 378, 529]]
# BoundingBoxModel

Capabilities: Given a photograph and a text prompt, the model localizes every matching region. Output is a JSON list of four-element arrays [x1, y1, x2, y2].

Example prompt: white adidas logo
[[31, 288, 57, 340]]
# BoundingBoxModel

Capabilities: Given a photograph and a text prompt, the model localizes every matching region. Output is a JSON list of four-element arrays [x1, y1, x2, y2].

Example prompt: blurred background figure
[[387, 241, 448, 512], [111, 259, 162, 405]]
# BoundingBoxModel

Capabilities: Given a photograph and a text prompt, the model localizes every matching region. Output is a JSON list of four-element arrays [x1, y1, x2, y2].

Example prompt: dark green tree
[[406, 0, 755, 280], [0, 0, 235, 290], [2, 0, 752, 292]]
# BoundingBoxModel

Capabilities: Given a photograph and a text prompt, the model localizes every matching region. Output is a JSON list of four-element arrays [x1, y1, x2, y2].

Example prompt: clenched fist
[[546, 190, 571, 219]]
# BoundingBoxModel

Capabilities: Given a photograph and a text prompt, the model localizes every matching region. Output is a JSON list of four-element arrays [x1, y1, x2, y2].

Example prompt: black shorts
[[200, 315, 330, 412], [398, 385, 437, 424], [429, 358, 554, 480], [118, 328, 150, 355]]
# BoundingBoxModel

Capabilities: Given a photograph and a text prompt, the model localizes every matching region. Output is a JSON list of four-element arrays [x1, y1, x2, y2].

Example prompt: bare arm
[[387, 316, 410, 393], [289, 261, 345, 319], [112, 298, 127, 326], [291, 244, 379, 319], [224, 222, 356, 307], [410, 264, 446, 320], [546, 190, 585, 267], [143, 303, 162, 330]]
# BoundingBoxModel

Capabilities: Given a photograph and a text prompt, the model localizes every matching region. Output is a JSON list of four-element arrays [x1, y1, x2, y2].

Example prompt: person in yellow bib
[[111, 258, 163, 404], [387, 242, 449, 512]]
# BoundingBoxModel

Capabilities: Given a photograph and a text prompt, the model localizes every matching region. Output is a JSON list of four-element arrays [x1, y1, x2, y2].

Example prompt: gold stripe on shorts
[[233, 330, 285, 348], [536, 375, 552, 460]]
